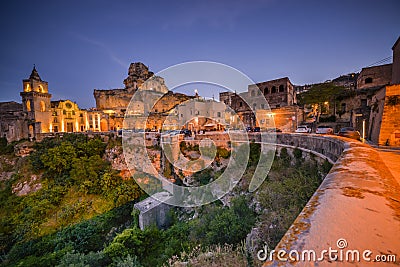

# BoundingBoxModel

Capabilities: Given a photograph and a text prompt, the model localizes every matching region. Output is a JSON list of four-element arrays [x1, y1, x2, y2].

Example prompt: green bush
[[0, 137, 14, 155], [57, 250, 107, 267], [217, 146, 230, 159]]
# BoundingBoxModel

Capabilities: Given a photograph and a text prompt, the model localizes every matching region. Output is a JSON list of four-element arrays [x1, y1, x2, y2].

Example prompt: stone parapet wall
[[248, 133, 346, 163], [266, 136, 400, 266]]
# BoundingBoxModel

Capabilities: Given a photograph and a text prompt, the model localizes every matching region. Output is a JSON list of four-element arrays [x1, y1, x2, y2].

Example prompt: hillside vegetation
[[0, 136, 332, 266]]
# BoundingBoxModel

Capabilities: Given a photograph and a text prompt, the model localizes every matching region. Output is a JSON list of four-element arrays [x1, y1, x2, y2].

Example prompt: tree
[[112, 181, 143, 206], [76, 138, 106, 158], [41, 142, 77, 176], [298, 82, 346, 122], [70, 155, 108, 194], [101, 171, 121, 196], [204, 196, 255, 246]]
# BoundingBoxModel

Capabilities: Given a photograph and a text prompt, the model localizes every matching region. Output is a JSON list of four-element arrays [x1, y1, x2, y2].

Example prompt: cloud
[[71, 32, 127, 68]]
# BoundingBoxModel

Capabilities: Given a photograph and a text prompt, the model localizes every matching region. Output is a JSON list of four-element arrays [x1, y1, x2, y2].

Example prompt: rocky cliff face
[[94, 62, 169, 111], [104, 144, 162, 179], [94, 89, 133, 110], [123, 62, 154, 91]]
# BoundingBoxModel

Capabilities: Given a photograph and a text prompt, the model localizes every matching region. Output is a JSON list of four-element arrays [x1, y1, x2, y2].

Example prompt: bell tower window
[[26, 100, 31, 112], [25, 83, 30, 92]]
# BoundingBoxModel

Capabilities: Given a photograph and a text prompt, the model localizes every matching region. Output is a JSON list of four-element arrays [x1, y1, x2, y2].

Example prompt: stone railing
[[249, 132, 346, 164], [264, 134, 400, 266]]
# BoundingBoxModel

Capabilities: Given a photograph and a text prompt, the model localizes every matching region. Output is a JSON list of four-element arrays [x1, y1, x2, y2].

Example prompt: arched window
[[271, 86, 276, 93], [279, 85, 285, 92], [38, 85, 44, 93], [264, 87, 269, 94], [252, 103, 257, 110], [365, 77, 373, 84], [40, 101, 46, 112], [26, 100, 31, 112], [25, 83, 30, 92]]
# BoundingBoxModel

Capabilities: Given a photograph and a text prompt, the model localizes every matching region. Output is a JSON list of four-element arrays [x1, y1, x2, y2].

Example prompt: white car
[[295, 125, 311, 133], [316, 125, 334, 134]]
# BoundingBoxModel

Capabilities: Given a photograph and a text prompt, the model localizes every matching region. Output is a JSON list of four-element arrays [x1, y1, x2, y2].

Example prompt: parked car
[[266, 127, 282, 132], [180, 129, 192, 137], [246, 126, 253, 132], [316, 125, 334, 134], [295, 125, 311, 133], [253, 127, 261, 132], [338, 127, 361, 140]]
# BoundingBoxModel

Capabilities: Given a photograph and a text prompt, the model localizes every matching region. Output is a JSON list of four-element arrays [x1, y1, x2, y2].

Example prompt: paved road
[[377, 148, 400, 186]]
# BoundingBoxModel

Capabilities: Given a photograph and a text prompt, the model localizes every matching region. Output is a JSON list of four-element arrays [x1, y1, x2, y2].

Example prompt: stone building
[[49, 100, 88, 133], [0, 101, 29, 142], [369, 36, 400, 146], [336, 36, 400, 144], [3, 63, 194, 140], [94, 62, 168, 112], [21, 68, 94, 135], [176, 96, 227, 132], [0, 67, 94, 142], [392, 37, 400, 84], [220, 77, 301, 131], [20, 66, 52, 137], [95, 63, 193, 132], [378, 84, 400, 146], [123, 91, 193, 132], [332, 73, 358, 90], [247, 77, 296, 109], [357, 64, 392, 89], [219, 91, 254, 128]]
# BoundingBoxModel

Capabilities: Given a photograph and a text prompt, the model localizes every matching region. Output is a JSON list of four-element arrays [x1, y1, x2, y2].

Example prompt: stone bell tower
[[20, 65, 52, 137]]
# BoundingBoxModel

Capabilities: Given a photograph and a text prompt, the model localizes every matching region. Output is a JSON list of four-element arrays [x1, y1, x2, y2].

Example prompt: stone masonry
[[379, 84, 400, 146]]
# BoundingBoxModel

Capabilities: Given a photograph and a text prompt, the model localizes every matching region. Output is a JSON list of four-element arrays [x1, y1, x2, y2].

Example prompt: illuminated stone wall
[[50, 100, 89, 132], [20, 67, 52, 135], [378, 84, 400, 146]]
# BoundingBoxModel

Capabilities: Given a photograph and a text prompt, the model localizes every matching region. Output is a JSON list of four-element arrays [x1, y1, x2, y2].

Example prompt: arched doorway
[[100, 118, 108, 132], [28, 125, 34, 138]]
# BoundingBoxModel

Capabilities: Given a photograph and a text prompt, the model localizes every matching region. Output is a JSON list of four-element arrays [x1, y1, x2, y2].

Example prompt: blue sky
[[0, 0, 399, 108]]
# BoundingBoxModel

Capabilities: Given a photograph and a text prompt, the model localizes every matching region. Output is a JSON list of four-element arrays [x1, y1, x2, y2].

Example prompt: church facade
[[0, 66, 95, 142]]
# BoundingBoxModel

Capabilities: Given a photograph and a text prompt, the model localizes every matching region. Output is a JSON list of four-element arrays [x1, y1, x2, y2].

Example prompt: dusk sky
[[0, 0, 399, 108]]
